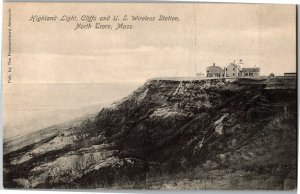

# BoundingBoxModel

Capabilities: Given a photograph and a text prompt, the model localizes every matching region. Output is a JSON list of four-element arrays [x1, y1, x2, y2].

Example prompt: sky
[[3, 3, 296, 83]]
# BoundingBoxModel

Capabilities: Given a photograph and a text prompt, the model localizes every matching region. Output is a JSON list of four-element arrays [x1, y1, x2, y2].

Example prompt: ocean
[[3, 82, 143, 139]]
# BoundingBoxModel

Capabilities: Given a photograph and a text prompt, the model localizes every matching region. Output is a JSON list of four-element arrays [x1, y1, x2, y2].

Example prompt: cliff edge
[[4, 77, 297, 189]]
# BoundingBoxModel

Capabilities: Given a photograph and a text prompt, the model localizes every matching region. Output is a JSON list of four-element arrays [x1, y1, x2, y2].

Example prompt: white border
[[0, 1, 298, 194]]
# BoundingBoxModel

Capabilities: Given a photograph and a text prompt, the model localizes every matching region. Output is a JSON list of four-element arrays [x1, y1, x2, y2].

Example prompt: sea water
[[3, 82, 142, 139]]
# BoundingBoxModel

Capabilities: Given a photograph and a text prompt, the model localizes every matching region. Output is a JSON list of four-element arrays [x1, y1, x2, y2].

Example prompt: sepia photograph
[[2, 2, 297, 190]]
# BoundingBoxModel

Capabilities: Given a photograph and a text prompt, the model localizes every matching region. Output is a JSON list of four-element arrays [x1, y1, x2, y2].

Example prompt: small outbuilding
[[196, 72, 205, 77], [269, 73, 275, 77], [284, 73, 296, 77]]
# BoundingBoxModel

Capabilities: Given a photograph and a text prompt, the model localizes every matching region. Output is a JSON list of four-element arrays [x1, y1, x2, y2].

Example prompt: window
[[245, 73, 248, 76], [225, 68, 227, 71], [233, 73, 235, 76], [233, 68, 235, 70], [249, 73, 253, 76]]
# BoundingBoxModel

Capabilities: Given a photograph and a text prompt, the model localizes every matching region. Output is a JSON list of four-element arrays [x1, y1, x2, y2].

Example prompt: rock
[[283, 170, 297, 190], [3, 78, 297, 189], [203, 160, 219, 170]]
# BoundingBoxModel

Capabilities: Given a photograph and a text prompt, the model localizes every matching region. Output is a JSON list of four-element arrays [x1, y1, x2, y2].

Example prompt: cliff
[[3, 77, 297, 189]]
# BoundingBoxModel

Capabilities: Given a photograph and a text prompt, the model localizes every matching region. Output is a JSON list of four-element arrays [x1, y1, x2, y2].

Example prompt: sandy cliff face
[[4, 78, 297, 189]]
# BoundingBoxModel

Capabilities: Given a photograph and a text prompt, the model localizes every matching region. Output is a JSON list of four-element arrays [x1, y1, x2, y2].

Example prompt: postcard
[[2, 2, 297, 190]]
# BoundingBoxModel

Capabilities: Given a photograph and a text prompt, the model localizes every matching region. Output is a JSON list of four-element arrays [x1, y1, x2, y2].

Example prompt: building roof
[[227, 63, 241, 69], [206, 65, 224, 73], [284, 72, 296, 74], [241, 68, 260, 72]]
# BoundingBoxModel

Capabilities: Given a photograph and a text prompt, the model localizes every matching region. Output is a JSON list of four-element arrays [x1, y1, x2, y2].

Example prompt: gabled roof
[[227, 63, 241, 69], [206, 65, 224, 73]]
